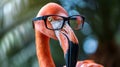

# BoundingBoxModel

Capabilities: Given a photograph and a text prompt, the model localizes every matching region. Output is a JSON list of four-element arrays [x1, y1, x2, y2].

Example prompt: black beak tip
[[65, 41, 79, 67]]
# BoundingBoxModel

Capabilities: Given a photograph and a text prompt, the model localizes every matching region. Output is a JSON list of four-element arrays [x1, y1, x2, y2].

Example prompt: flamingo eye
[[47, 17, 53, 22]]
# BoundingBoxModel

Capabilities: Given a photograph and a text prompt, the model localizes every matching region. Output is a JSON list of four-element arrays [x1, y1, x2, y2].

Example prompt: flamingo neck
[[35, 30, 55, 67]]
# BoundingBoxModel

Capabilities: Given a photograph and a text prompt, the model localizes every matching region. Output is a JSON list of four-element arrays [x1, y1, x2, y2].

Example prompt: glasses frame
[[32, 15, 85, 30]]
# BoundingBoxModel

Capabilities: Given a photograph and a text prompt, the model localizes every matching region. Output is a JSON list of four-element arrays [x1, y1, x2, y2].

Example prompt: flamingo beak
[[53, 22, 79, 67]]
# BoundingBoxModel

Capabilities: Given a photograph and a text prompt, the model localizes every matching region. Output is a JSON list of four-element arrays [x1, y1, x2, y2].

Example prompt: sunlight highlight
[[83, 36, 98, 54]]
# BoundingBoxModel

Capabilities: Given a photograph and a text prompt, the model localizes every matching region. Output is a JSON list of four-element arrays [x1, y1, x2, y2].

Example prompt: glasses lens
[[69, 15, 84, 30], [46, 15, 64, 30]]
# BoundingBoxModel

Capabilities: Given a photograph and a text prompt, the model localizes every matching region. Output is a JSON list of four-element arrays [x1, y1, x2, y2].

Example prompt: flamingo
[[32, 2, 104, 67]]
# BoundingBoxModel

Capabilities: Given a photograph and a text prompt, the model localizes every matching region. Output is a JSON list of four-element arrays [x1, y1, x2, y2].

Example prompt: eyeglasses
[[32, 15, 85, 30]]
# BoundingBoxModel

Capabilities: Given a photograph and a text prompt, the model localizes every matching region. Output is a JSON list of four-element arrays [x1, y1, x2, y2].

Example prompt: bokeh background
[[0, 0, 120, 67]]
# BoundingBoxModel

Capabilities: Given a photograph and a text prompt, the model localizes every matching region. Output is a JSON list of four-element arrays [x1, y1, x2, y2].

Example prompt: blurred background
[[0, 0, 120, 67]]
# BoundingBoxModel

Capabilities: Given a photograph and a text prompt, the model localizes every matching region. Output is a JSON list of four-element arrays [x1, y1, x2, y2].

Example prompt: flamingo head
[[33, 2, 84, 67]]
